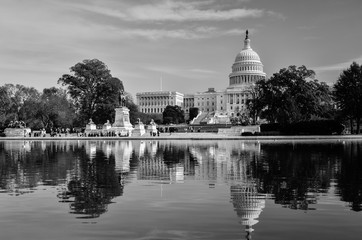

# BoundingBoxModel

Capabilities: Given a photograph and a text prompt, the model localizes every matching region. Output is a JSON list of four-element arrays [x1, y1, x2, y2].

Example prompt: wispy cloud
[[126, 1, 263, 22], [314, 56, 362, 72], [115, 27, 248, 40], [66, 0, 282, 22], [189, 68, 217, 74], [145, 65, 218, 79]]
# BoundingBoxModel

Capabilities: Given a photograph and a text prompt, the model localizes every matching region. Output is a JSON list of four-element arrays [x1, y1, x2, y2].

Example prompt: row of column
[[228, 93, 251, 105], [140, 107, 164, 114], [138, 96, 173, 105], [233, 65, 262, 72], [230, 75, 263, 85]]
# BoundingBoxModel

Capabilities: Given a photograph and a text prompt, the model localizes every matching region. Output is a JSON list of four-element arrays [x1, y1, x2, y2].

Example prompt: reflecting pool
[[1, 139, 362, 240]]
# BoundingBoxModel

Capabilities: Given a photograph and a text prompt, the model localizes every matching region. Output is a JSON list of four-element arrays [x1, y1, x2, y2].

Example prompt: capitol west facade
[[136, 31, 266, 123]]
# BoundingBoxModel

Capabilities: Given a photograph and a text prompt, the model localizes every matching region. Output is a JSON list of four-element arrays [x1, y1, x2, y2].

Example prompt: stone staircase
[[191, 112, 209, 125], [218, 125, 261, 136]]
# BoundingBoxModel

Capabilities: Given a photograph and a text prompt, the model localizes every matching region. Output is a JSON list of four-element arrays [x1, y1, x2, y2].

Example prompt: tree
[[35, 87, 76, 130], [162, 105, 185, 124], [58, 59, 123, 125], [334, 62, 362, 134], [252, 65, 333, 125], [92, 77, 124, 124], [246, 84, 261, 125], [189, 107, 199, 121], [133, 112, 163, 125], [0, 84, 40, 128], [117, 91, 139, 124]]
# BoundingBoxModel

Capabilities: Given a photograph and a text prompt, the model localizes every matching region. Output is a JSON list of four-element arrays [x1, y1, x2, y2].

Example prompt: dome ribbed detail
[[228, 30, 266, 88]]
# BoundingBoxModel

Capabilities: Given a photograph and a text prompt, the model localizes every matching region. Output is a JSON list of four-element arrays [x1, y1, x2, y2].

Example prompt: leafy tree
[[246, 84, 261, 125], [189, 107, 199, 121], [35, 87, 76, 130], [92, 77, 125, 124], [0, 86, 11, 128], [334, 62, 362, 134], [162, 105, 185, 124], [253, 65, 333, 125], [0, 84, 40, 128], [121, 91, 139, 124], [133, 112, 163, 125], [19, 97, 43, 129], [58, 59, 123, 125]]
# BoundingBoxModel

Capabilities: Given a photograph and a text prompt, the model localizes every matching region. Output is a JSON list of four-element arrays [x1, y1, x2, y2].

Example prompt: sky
[[1, 0, 361, 98]]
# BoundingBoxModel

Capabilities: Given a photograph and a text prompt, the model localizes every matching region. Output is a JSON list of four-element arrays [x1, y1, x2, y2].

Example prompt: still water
[[0, 139, 362, 240]]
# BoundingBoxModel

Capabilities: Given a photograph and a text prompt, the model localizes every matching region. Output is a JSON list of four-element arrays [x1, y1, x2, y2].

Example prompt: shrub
[[241, 132, 254, 136], [260, 123, 281, 132]]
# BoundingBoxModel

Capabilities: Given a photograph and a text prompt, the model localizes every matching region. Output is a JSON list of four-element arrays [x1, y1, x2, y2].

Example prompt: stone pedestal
[[85, 119, 97, 131], [112, 107, 133, 136], [147, 119, 158, 136], [133, 121, 146, 136], [103, 120, 112, 130], [4, 128, 31, 137], [85, 119, 97, 136]]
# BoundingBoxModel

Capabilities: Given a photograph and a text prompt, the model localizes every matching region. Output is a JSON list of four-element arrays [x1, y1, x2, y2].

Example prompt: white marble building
[[136, 31, 266, 121], [136, 91, 183, 114]]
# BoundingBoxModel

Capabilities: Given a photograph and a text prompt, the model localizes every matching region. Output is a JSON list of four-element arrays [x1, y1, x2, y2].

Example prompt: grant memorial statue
[[112, 89, 133, 135]]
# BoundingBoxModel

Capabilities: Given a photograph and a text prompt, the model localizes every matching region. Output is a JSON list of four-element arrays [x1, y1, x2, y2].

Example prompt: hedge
[[261, 120, 344, 135]]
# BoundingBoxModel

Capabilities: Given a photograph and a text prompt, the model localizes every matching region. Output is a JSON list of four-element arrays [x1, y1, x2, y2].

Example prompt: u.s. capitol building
[[136, 31, 266, 124]]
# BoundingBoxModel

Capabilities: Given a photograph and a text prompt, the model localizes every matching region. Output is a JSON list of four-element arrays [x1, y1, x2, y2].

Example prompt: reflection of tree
[[57, 150, 123, 218], [337, 142, 362, 211], [161, 144, 186, 167], [255, 143, 340, 211], [0, 141, 77, 194]]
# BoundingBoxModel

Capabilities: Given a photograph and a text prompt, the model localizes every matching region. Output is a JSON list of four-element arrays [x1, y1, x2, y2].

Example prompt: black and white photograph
[[1, 0, 362, 239]]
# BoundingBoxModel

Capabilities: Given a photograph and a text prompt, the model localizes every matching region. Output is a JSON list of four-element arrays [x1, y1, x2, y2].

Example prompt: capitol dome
[[235, 40, 261, 62], [228, 30, 266, 88]]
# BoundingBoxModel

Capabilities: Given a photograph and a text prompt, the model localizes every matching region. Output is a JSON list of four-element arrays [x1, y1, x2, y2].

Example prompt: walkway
[[2, 132, 362, 141]]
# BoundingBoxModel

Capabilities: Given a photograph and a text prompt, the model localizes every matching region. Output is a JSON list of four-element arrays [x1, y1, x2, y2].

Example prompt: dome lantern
[[243, 29, 251, 50], [228, 30, 266, 88]]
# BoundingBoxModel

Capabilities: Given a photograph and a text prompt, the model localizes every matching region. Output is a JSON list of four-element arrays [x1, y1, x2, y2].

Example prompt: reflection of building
[[114, 141, 133, 173], [136, 31, 266, 120], [84, 140, 134, 176], [85, 142, 97, 161], [187, 141, 265, 239], [231, 183, 265, 239], [230, 154, 265, 240], [190, 141, 261, 182], [137, 155, 170, 181], [135, 141, 194, 183]]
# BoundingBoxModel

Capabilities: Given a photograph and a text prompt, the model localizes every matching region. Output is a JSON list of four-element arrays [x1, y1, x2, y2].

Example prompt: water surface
[[1, 139, 362, 240]]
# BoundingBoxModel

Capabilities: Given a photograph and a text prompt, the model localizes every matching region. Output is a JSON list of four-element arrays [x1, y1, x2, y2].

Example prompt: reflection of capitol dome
[[231, 182, 266, 240], [229, 30, 266, 88]]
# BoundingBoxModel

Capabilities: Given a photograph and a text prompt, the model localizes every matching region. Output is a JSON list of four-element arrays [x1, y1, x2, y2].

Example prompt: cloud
[[126, 1, 263, 22], [117, 28, 203, 40], [145, 65, 218, 79], [115, 27, 247, 40], [65, 0, 281, 22], [190, 68, 217, 74], [314, 56, 362, 72]]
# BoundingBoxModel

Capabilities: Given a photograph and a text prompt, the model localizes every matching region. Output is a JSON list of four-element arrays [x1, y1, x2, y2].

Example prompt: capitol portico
[[136, 91, 184, 114], [136, 30, 266, 123]]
